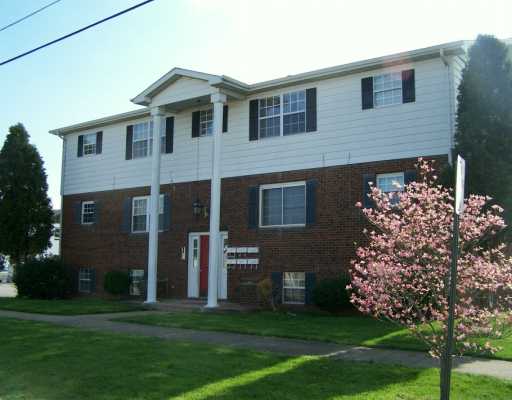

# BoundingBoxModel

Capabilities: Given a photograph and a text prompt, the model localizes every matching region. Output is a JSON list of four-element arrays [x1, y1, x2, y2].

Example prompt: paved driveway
[[0, 283, 17, 298]]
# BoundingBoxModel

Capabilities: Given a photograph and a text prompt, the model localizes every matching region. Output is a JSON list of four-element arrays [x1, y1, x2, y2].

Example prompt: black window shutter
[[126, 125, 133, 160], [305, 179, 318, 225], [77, 135, 84, 157], [305, 272, 316, 305], [90, 269, 96, 293], [248, 186, 259, 229], [222, 105, 228, 133], [306, 88, 317, 132], [404, 169, 417, 186], [165, 117, 174, 154], [121, 197, 133, 233], [363, 173, 376, 209], [249, 99, 259, 141], [96, 131, 103, 154], [361, 77, 374, 110], [271, 272, 283, 305], [73, 201, 82, 224], [192, 111, 200, 138], [402, 69, 415, 103], [162, 193, 171, 231]]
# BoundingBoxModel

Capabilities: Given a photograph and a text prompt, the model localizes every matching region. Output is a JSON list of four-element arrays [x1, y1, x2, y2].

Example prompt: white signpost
[[440, 155, 465, 400]]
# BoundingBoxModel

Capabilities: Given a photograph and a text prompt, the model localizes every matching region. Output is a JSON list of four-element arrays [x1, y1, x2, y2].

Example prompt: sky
[[1, 0, 511, 209]]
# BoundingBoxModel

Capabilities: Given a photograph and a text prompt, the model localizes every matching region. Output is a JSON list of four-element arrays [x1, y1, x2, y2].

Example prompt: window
[[129, 269, 145, 296], [131, 195, 164, 233], [283, 272, 305, 304], [377, 172, 404, 204], [373, 72, 402, 107], [81, 201, 96, 224], [132, 121, 165, 159], [259, 90, 307, 139], [78, 268, 93, 293], [83, 133, 97, 155], [200, 109, 213, 136], [260, 182, 306, 227], [283, 90, 306, 135]]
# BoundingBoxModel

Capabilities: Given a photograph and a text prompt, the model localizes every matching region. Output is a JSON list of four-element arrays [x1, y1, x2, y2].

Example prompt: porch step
[[145, 299, 257, 313]]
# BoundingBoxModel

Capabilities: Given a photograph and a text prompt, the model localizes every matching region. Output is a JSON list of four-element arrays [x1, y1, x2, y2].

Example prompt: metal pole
[[440, 211, 460, 400]]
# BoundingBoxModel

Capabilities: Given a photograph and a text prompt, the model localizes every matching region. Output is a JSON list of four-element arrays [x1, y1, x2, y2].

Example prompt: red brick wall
[[61, 155, 446, 302]]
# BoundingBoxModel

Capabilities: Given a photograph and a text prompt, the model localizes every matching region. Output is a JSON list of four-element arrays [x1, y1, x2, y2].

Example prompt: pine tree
[[453, 35, 512, 224], [0, 123, 53, 265]]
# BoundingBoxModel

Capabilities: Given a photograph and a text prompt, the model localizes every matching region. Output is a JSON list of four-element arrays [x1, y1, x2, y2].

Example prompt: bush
[[13, 257, 74, 299], [104, 271, 130, 297], [257, 278, 276, 311], [313, 277, 351, 312]]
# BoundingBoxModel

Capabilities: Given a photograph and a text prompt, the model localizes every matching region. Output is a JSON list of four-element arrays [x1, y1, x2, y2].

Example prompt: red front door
[[199, 235, 209, 297]]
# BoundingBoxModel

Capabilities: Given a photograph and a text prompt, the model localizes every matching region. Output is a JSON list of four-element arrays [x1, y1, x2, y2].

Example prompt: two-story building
[[50, 40, 468, 306]]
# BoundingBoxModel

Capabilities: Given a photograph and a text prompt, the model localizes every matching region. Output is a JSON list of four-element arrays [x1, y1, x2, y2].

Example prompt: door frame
[[187, 231, 228, 299]]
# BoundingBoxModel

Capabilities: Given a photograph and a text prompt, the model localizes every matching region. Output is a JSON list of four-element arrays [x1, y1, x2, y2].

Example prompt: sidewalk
[[0, 309, 511, 380]]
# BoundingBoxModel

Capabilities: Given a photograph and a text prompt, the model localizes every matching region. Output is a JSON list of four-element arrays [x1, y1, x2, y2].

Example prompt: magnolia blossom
[[349, 158, 512, 357]]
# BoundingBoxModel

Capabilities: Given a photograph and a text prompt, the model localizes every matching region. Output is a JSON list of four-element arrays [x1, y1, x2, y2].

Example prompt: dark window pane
[[262, 188, 282, 226], [283, 186, 305, 224]]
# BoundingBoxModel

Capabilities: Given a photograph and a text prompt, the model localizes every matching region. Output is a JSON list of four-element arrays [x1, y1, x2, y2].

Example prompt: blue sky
[[1, 0, 511, 209]]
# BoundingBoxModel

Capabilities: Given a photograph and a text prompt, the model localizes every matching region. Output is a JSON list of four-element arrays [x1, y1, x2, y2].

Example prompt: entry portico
[[132, 68, 248, 307]]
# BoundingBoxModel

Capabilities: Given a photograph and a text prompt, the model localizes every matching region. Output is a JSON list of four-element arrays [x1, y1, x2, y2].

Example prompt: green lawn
[[117, 311, 512, 361], [0, 297, 145, 315], [0, 318, 510, 399]]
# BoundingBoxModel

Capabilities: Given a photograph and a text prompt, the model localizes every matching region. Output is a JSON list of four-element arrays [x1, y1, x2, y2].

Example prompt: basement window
[[283, 272, 305, 304]]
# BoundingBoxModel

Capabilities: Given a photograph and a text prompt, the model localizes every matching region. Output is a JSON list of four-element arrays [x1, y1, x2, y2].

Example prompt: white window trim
[[376, 172, 405, 193], [259, 181, 306, 228], [81, 201, 95, 225], [258, 90, 308, 139], [282, 272, 306, 305], [82, 133, 97, 156], [129, 269, 145, 296], [132, 121, 166, 159], [131, 195, 164, 233], [78, 267, 93, 293], [372, 71, 403, 108]]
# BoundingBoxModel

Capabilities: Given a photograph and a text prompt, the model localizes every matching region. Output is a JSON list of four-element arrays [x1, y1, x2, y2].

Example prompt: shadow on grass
[[0, 318, 424, 400]]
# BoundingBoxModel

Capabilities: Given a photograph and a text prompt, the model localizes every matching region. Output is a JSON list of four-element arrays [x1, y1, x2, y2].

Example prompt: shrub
[[13, 256, 74, 299], [313, 277, 351, 312], [257, 278, 276, 311], [104, 271, 130, 297]]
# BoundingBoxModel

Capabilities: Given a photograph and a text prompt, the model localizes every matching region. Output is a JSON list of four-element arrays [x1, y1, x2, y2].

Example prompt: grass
[[117, 311, 512, 361], [0, 317, 510, 399], [0, 297, 145, 315]]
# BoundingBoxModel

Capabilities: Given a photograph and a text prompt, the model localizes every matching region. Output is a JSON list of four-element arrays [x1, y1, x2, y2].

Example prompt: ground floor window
[[129, 269, 145, 296], [283, 272, 305, 304], [78, 268, 94, 293]]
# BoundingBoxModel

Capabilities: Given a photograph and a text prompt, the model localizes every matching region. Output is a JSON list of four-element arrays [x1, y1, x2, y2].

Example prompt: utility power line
[[0, 0, 155, 67], [0, 0, 62, 32]]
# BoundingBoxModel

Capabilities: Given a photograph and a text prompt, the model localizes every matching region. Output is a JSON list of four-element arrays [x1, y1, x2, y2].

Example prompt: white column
[[206, 93, 226, 308], [145, 106, 165, 304]]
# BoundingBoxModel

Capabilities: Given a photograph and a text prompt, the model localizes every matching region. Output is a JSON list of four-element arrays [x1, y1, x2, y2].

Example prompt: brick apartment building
[[50, 40, 468, 306]]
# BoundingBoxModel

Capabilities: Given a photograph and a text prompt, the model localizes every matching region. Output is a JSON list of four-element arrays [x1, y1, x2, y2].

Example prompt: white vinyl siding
[[62, 57, 454, 196], [260, 182, 306, 227], [283, 272, 305, 304]]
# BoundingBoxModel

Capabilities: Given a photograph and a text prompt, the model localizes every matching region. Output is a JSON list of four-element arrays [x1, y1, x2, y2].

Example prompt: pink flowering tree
[[349, 158, 512, 358]]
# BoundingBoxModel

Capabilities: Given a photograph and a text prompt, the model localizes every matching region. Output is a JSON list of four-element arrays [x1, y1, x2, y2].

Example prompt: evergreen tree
[[452, 35, 512, 224], [0, 123, 53, 265]]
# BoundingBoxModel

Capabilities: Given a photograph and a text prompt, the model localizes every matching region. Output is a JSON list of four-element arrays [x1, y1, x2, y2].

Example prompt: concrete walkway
[[1, 309, 511, 380]]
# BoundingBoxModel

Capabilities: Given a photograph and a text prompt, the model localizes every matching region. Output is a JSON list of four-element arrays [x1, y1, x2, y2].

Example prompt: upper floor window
[[258, 90, 307, 139], [132, 122, 165, 159], [83, 133, 97, 155], [373, 72, 403, 107], [132, 195, 164, 233], [377, 172, 404, 204], [260, 182, 306, 227], [200, 109, 213, 136], [81, 201, 96, 224]]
